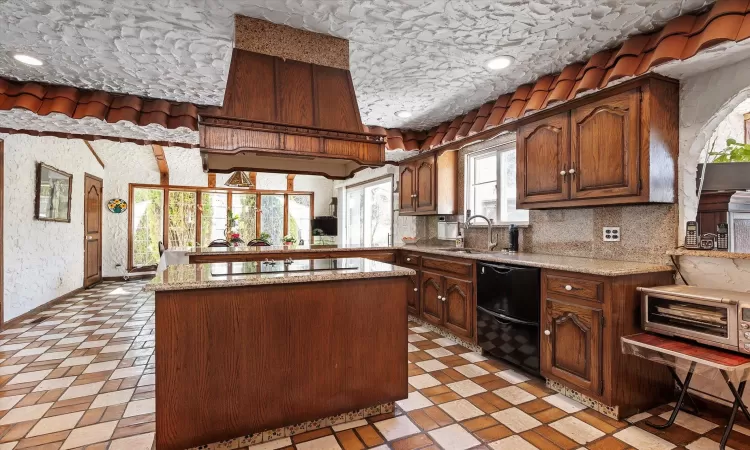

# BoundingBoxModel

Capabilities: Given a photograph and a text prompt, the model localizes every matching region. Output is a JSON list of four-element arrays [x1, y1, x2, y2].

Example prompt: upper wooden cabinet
[[399, 151, 457, 216], [517, 77, 678, 209]]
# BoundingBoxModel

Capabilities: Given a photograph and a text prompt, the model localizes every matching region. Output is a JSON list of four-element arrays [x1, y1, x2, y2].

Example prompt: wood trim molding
[[152, 144, 169, 185], [286, 174, 295, 191], [249, 172, 257, 187], [1, 287, 84, 330], [83, 141, 105, 168], [207, 173, 216, 188]]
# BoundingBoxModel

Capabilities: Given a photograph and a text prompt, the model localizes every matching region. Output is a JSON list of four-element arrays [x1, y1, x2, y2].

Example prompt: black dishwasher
[[476, 262, 541, 374]]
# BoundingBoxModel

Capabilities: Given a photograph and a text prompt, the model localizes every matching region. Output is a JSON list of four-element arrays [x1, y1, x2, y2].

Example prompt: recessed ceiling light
[[13, 54, 43, 66], [486, 56, 513, 71], [395, 110, 412, 118]]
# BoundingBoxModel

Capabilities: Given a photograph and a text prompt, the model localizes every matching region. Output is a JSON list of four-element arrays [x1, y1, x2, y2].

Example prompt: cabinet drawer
[[545, 274, 603, 302], [357, 252, 396, 263], [401, 253, 421, 267], [422, 256, 472, 278]]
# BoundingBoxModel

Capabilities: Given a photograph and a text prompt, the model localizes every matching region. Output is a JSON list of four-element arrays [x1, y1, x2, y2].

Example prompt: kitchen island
[[146, 258, 414, 450]]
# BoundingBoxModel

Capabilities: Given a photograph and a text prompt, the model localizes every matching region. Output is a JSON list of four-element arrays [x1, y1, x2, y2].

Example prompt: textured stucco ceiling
[[0, 0, 712, 130]]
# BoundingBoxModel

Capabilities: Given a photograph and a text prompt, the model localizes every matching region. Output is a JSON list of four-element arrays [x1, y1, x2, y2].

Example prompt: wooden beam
[[207, 173, 216, 188], [152, 144, 169, 185], [83, 141, 105, 168], [286, 174, 295, 191], [249, 172, 257, 187]]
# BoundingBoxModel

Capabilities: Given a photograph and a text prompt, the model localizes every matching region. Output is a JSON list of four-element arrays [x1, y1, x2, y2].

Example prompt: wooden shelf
[[667, 248, 750, 260]]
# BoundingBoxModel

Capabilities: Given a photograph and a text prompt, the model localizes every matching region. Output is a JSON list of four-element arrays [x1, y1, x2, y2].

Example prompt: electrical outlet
[[603, 227, 621, 242]]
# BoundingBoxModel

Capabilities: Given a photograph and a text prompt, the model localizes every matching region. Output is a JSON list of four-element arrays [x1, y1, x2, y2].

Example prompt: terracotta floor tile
[[529, 425, 580, 450], [292, 428, 332, 444], [518, 399, 555, 415], [407, 410, 439, 432], [426, 392, 461, 405], [354, 425, 384, 447], [635, 420, 700, 446], [14, 429, 70, 448], [474, 424, 513, 442], [422, 406, 454, 428], [465, 395, 499, 414], [460, 416, 498, 432], [517, 430, 565, 450], [420, 386, 450, 397], [533, 407, 568, 424], [586, 435, 630, 450]]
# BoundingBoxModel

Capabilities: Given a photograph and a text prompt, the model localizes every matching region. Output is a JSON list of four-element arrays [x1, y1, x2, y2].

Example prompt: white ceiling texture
[[0, 0, 713, 130]]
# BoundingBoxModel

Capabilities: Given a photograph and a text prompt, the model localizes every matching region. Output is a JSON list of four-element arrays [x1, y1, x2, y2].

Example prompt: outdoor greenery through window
[[466, 142, 529, 224], [130, 185, 313, 268], [345, 177, 393, 247]]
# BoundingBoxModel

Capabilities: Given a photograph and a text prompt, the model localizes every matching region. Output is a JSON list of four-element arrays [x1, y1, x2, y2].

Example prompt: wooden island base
[[155, 277, 409, 450]]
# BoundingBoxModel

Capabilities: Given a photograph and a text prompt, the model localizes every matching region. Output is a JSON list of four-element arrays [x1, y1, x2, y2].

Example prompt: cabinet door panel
[[571, 90, 640, 199], [416, 157, 436, 212], [407, 274, 420, 316], [443, 277, 473, 339], [399, 164, 416, 213], [541, 298, 603, 395], [517, 113, 570, 204], [420, 271, 443, 325]]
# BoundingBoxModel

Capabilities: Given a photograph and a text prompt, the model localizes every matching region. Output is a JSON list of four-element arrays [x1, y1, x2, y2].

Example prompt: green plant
[[259, 231, 271, 244], [709, 138, 750, 163], [282, 234, 297, 244], [227, 209, 241, 229]]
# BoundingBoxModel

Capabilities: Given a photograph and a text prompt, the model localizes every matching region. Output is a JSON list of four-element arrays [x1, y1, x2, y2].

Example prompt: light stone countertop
[[145, 258, 415, 292], [667, 248, 750, 260], [180, 243, 673, 276]]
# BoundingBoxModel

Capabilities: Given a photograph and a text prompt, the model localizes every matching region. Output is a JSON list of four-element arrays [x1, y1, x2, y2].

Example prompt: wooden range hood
[[200, 18, 386, 180]]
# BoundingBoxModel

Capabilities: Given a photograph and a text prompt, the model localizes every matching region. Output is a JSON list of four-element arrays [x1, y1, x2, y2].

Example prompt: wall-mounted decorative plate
[[107, 198, 128, 213]]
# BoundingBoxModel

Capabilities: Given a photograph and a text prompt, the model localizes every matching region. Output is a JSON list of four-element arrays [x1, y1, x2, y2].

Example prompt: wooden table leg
[[647, 362, 697, 429]]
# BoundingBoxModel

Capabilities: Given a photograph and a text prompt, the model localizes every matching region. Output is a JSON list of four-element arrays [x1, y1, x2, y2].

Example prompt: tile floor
[[0, 280, 747, 449]]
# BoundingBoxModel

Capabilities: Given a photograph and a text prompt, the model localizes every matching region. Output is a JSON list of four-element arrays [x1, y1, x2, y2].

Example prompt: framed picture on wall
[[35, 163, 73, 222]]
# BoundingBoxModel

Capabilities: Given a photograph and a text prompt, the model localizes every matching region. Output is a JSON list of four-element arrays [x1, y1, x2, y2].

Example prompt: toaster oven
[[638, 285, 750, 354]]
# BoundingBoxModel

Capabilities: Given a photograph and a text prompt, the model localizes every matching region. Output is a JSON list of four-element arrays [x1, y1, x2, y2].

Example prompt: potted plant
[[698, 138, 750, 191], [258, 232, 272, 245], [282, 234, 297, 246]]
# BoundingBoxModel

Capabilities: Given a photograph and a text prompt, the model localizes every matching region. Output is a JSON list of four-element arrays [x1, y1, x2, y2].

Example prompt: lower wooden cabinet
[[406, 275, 420, 316], [540, 269, 674, 418], [443, 277, 473, 338], [542, 298, 603, 395], [420, 271, 444, 326]]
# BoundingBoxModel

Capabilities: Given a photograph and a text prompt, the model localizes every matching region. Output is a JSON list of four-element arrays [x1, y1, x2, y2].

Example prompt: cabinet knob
[[560, 170, 566, 176], [544, 330, 551, 336], [569, 168, 576, 174], [414, 288, 418, 292], [406, 258, 411, 261], [565, 285, 572, 291]]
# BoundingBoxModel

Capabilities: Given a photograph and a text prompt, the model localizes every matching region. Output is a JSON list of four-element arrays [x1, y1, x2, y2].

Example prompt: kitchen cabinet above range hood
[[200, 17, 386, 180]]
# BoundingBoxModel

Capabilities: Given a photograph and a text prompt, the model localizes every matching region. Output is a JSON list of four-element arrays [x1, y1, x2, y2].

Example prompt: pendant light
[[224, 171, 254, 188]]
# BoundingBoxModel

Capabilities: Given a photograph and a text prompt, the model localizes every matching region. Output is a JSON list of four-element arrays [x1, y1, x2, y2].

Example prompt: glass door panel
[[232, 193, 258, 243], [346, 189, 364, 246], [132, 188, 164, 267], [261, 194, 285, 245], [288, 194, 312, 244], [201, 192, 228, 246], [168, 190, 197, 248], [364, 181, 392, 246]]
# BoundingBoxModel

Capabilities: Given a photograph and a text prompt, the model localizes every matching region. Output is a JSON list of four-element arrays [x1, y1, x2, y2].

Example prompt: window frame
[[127, 183, 314, 270], [343, 174, 394, 247], [465, 141, 528, 226]]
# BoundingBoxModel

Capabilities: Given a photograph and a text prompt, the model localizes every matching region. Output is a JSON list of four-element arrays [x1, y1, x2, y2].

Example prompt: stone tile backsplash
[[419, 204, 677, 265]]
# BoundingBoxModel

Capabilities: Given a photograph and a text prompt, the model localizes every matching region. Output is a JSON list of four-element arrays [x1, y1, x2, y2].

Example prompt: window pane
[[474, 153, 497, 184], [168, 191, 197, 248], [288, 195, 311, 244], [132, 188, 164, 267], [346, 189, 364, 246], [261, 195, 285, 245], [364, 181, 392, 246], [500, 150, 529, 223], [201, 192, 227, 245], [472, 183, 497, 220], [232, 193, 258, 243]]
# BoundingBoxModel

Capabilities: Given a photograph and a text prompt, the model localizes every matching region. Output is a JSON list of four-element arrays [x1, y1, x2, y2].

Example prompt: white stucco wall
[[2, 134, 104, 321]]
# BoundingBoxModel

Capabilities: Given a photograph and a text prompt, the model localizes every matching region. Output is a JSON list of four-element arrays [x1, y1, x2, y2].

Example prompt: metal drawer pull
[[406, 258, 411, 261], [565, 285, 572, 291], [544, 330, 551, 336], [414, 288, 418, 292]]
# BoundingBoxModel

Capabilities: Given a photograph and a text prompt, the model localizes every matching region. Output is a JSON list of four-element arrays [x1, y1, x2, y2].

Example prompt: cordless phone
[[717, 223, 729, 251], [685, 221, 700, 249]]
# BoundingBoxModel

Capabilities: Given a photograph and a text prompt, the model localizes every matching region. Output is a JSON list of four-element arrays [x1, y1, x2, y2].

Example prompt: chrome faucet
[[465, 215, 497, 251]]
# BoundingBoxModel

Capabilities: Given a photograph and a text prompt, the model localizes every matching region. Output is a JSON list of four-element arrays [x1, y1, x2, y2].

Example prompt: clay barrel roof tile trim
[[469, 102, 494, 135], [456, 110, 477, 139], [442, 116, 463, 144]]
